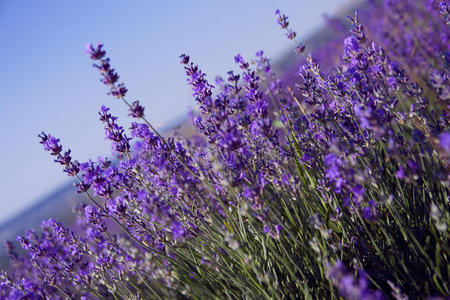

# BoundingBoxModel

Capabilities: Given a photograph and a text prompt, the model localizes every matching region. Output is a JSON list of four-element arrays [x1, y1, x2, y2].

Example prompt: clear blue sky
[[0, 0, 348, 223]]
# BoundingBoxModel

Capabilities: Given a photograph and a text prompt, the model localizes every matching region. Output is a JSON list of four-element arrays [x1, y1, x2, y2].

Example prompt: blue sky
[[0, 0, 347, 223]]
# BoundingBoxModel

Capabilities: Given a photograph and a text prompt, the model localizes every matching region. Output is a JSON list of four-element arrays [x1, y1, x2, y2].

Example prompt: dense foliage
[[1, 1, 449, 299]]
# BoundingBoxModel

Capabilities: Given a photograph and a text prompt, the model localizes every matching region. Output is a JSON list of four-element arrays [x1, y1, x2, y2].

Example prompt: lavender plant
[[1, 1, 449, 299]]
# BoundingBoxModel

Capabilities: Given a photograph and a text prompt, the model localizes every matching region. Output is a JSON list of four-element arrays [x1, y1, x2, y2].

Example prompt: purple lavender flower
[[171, 221, 185, 240], [327, 261, 385, 300], [111, 82, 128, 98], [295, 43, 306, 54], [438, 132, 450, 154], [98, 106, 131, 155], [85, 43, 105, 60], [439, 2, 450, 24], [128, 100, 145, 118], [234, 54, 249, 70], [324, 153, 344, 191], [286, 29, 297, 40], [275, 9, 289, 29], [179, 53, 190, 64], [38, 132, 80, 176], [38, 132, 62, 156], [395, 166, 405, 179]]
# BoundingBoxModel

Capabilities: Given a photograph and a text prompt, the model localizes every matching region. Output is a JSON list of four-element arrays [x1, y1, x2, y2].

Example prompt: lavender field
[[1, 1, 449, 299]]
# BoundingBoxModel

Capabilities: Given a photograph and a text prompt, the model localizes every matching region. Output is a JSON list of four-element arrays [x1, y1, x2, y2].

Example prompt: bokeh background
[[0, 1, 352, 227]]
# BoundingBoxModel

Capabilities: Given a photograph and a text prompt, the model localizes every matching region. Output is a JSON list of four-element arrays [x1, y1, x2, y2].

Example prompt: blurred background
[[0, 0, 354, 250]]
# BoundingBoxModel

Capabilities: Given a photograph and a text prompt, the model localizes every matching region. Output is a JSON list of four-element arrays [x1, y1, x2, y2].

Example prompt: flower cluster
[[2, 1, 449, 299]]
